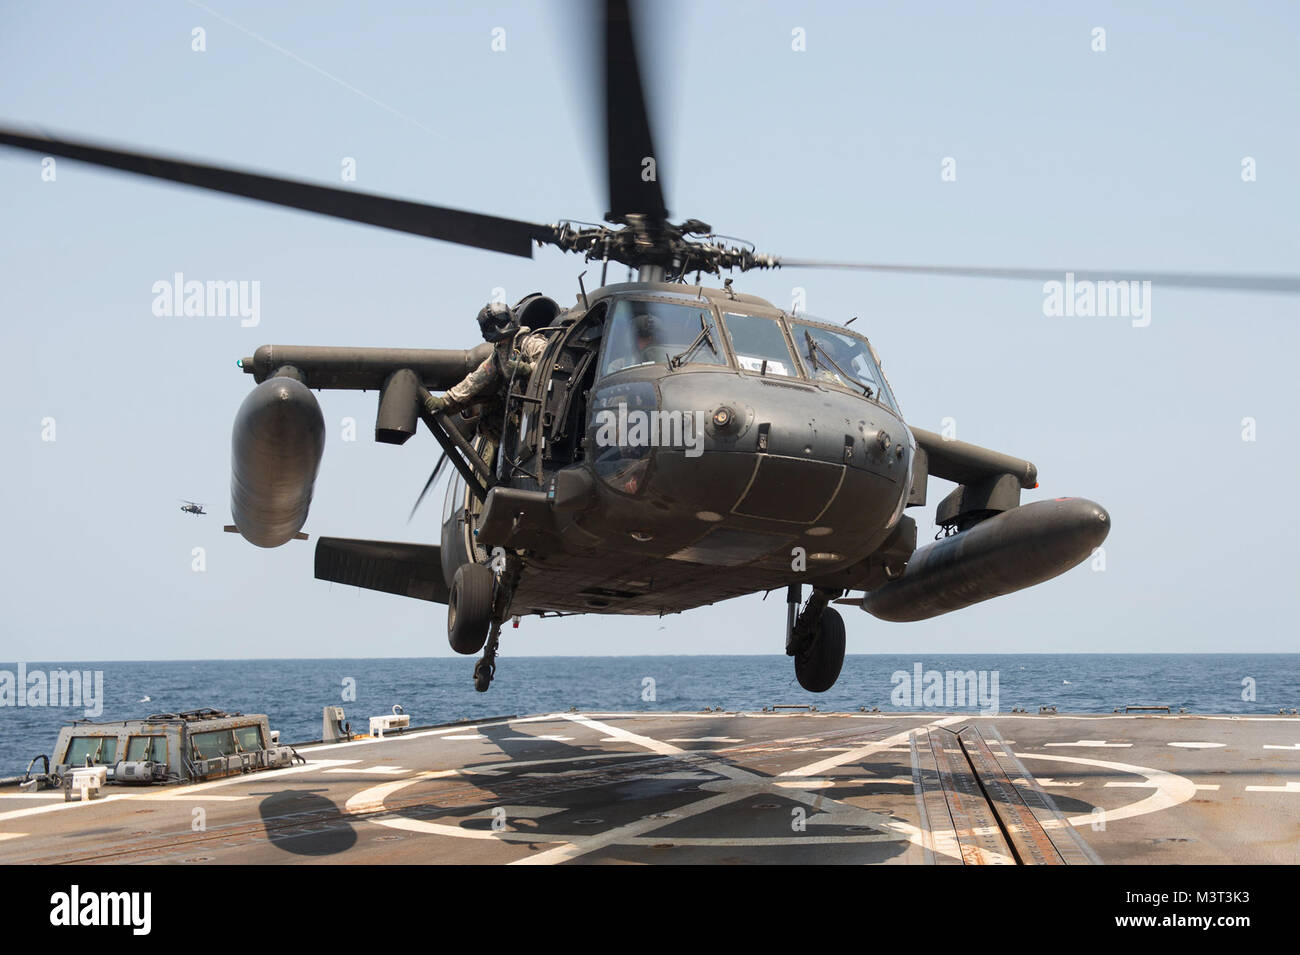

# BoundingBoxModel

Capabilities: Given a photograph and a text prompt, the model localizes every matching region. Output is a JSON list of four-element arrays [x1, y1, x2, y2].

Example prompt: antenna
[[577, 270, 590, 310]]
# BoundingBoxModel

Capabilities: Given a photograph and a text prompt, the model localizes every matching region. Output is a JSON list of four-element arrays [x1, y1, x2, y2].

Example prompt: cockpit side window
[[790, 321, 900, 412], [598, 299, 725, 377], [721, 313, 798, 378]]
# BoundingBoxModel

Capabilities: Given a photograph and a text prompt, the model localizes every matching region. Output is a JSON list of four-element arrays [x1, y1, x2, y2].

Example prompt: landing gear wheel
[[448, 563, 494, 655], [795, 607, 846, 693]]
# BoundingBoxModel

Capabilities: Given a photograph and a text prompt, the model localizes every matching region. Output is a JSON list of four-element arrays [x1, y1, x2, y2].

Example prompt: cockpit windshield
[[599, 299, 725, 376], [789, 321, 899, 412], [721, 313, 798, 378]]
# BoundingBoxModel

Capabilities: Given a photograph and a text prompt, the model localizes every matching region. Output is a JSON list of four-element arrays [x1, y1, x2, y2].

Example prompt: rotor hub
[[548, 216, 779, 280]]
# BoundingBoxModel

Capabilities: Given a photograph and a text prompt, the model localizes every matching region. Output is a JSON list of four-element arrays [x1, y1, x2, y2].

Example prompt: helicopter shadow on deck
[[395, 719, 723, 843], [429, 721, 914, 861], [254, 787, 358, 857]]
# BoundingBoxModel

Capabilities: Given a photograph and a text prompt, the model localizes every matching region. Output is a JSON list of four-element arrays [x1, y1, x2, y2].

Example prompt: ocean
[[2, 653, 1297, 778]]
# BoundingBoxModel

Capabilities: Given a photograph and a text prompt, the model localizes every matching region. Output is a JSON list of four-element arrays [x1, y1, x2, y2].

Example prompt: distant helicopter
[[179, 501, 207, 516], [4, 1, 1298, 694]]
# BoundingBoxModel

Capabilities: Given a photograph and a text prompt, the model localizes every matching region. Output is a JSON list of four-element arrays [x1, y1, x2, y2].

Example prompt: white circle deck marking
[[343, 718, 1199, 859], [1015, 752, 1197, 826]]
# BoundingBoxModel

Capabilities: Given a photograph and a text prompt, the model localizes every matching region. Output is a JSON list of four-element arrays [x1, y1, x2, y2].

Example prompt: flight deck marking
[[773, 778, 834, 789], [342, 752, 648, 812], [5, 716, 1236, 865], [124, 794, 250, 801], [338, 714, 1200, 865], [0, 758, 358, 823], [1167, 742, 1225, 749], [345, 714, 952, 864], [1263, 744, 1300, 750], [778, 715, 964, 778], [1014, 752, 1196, 827], [496, 804, 564, 819], [509, 714, 963, 864], [1043, 740, 1132, 748], [0, 793, 76, 800], [512, 714, 783, 864], [1244, 781, 1300, 793], [624, 770, 716, 781], [323, 765, 408, 775], [1107, 779, 1217, 791], [666, 737, 743, 743], [303, 715, 558, 753], [374, 716, 1115, 864]]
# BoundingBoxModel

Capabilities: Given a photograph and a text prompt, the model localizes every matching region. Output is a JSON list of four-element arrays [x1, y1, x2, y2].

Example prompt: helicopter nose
[[630, 372, 910, 534]]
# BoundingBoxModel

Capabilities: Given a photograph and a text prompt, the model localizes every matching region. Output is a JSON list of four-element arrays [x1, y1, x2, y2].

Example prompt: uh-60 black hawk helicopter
[[6, 2, 1299, 693], [179, 500, 207, 516]]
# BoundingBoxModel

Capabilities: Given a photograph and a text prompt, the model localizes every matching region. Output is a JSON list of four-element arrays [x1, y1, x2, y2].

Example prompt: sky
[[1, 0, 1297, 661]]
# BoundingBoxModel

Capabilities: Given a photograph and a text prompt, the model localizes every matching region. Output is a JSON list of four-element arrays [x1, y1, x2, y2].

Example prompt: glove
[[423, 392, 448, 414], [504, 358, 535, 379]]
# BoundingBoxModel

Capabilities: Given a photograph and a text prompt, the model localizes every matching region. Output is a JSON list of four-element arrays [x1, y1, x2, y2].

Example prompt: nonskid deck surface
[[1, 711, 1297, 864]]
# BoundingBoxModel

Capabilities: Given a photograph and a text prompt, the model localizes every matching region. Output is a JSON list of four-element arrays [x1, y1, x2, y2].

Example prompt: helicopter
[[179, 501, 207, 516], [4, 1, 1299, 694]]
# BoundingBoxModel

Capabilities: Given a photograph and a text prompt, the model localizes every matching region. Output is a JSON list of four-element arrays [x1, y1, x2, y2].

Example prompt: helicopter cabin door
[[533, 302, 606, 477]]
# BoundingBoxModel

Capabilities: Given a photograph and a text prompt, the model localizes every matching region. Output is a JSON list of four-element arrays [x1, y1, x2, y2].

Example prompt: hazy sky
[[2, 1, 1297, 661]]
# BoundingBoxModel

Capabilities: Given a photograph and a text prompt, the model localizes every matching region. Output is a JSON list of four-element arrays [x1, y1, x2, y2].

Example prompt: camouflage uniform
[[438, 332, 549, 475], [443, 333, 548, 412]]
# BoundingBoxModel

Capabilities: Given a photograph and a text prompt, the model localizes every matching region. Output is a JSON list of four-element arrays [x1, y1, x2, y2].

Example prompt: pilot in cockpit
[[604, 312, 662, 373]]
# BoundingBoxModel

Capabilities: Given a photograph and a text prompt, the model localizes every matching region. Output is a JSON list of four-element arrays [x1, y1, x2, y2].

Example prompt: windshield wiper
[[669, 313, 719, 369], [804, 331, 874, 398]]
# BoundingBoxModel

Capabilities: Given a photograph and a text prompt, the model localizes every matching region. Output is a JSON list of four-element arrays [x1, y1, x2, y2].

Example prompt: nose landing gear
[[786, 584, 847, 693]]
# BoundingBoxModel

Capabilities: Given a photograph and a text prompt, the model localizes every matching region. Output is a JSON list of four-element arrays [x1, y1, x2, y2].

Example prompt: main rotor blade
[[407, 451, 450, 524], [770, 258, 1300, 294], [0, 127, 552, 257], [602, 0, 668, 221]]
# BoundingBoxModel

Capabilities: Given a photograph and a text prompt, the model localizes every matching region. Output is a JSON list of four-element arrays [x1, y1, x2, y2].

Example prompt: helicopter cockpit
[[598, 298, 726, 374], [488, 287, 904, 502], [785, 319, 900, 413], [593, 294, 900, 414]]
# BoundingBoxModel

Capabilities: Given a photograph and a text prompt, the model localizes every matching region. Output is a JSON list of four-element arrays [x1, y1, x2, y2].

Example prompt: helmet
[[476, 301, 517, 343]]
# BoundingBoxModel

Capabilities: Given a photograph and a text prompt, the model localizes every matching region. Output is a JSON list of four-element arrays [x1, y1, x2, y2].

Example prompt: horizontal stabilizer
[[314, 537, 449, 604]]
